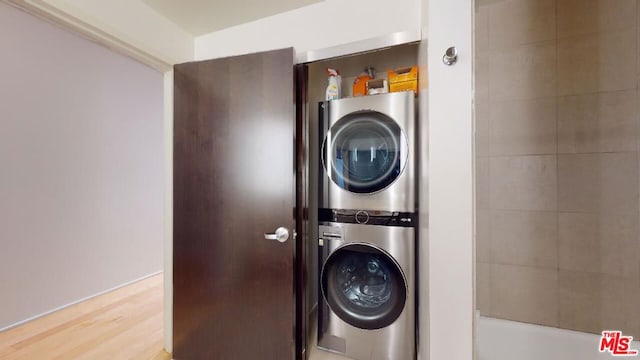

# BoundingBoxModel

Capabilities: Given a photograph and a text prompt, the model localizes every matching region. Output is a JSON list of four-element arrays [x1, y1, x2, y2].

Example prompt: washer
[[317, 211, 415, 360], [319, 91, 416, 213]]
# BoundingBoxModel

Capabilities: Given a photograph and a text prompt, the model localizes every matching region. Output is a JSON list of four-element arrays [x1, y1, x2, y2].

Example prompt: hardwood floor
[[0, 274, 170, 360]]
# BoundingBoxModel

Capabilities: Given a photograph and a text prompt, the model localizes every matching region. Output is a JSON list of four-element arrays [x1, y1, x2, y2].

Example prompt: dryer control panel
[[319, 208, 416, 227]]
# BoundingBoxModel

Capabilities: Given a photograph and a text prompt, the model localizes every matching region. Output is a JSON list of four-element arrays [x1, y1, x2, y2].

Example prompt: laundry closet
[[302, 42, 420, 360]]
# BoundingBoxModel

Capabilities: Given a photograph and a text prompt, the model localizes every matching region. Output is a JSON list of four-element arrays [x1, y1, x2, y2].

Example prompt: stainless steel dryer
[[317, 210, 415, 360], [319, 91, 416, 213]]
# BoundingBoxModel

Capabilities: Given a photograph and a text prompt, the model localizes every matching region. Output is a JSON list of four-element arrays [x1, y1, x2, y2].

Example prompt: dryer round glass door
[[323, 111, 408, 194], [321, 243, 407, 330]]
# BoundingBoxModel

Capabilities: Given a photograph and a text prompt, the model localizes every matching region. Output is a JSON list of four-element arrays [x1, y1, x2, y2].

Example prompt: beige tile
[[476, 5, 490, 52], [638, 25, 640, 91], [489, 155, 557, 211], [638, 153, 640, 213], [557, 30, 637, 96], [636, 258, 640, 287], [559, 212, 639, 278], [559, 270, 640, 337], [558, 153, 638, 213], [489, 97, 557, 156], [490, 41, 556, 101], [489, 0, 556, 49], [476, 157, 490, 209], [475, 51, 490, 102], [477, 262, 491, 314], [476, 209, 490, 263], [475, 96, 489, 157], [490, 210, 558, 268], [557, 90, 638, 153], [491, 264, 558, 327], [558, 0, 637, 39]]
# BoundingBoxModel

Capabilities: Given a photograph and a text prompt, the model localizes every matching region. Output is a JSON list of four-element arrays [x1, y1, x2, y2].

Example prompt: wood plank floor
[[0, 274, 170, 360]]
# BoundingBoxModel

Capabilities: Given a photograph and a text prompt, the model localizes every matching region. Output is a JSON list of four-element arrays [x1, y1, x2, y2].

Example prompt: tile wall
[[475, 0, 640, 337]]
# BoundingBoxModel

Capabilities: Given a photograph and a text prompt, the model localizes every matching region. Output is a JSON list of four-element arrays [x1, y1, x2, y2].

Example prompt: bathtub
[[478, 316, 640, 360]]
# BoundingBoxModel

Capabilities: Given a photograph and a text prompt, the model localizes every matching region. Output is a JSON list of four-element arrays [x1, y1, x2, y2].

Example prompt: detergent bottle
[[325, 68, 341, 100]]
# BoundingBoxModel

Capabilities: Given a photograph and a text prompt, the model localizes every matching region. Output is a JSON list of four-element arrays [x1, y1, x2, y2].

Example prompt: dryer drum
[[322, 111, 408, 194], [321, 243, 407, 330]]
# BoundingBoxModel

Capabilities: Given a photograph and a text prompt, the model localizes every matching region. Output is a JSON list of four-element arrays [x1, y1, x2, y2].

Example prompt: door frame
[[162, 70, 174, 353], [421, 0, 475, 359]]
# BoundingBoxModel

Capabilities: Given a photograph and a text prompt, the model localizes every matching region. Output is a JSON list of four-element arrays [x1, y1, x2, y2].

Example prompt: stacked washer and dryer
[[317, 91, 417, 360]]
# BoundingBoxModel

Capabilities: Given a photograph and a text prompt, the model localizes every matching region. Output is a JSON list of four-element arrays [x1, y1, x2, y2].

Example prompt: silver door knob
[[442, 46, 458, 66], [264, 227, 289, 243]]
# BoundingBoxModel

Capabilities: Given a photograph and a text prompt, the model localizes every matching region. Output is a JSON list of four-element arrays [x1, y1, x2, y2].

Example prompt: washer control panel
[[319, 208, 416, 227]]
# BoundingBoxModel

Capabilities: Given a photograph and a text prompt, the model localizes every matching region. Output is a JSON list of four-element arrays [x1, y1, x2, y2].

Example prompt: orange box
[[387, 66, 418, 94]]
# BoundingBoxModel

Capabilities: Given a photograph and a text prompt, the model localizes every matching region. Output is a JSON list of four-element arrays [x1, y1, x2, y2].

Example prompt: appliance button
[[355, 210, 369, 224]]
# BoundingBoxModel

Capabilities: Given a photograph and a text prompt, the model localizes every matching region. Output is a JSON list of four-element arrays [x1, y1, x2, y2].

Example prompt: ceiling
[[142, 0, 323, 36]]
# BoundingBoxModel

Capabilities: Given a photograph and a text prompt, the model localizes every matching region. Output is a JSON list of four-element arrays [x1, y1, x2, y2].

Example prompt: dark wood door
[[173, 48, 296, 360]]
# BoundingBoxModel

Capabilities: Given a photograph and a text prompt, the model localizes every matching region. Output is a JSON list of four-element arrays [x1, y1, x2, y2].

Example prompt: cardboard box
[[387, 66, 418, 94], [366, 78, 388, 95]]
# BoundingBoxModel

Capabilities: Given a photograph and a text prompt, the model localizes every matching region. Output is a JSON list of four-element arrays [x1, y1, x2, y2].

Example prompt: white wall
[[426, 0, 474, 359], [479, 317, 640, 360], [0, 2, 164, 330], [6, 0, 194, 68], [194, 0, 421, 60], [163, 70, 174, 353]]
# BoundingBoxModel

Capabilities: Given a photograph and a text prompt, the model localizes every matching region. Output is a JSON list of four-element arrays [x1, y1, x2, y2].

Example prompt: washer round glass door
[[321, 243, 407, 330], [323, 111, 408, 194]]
